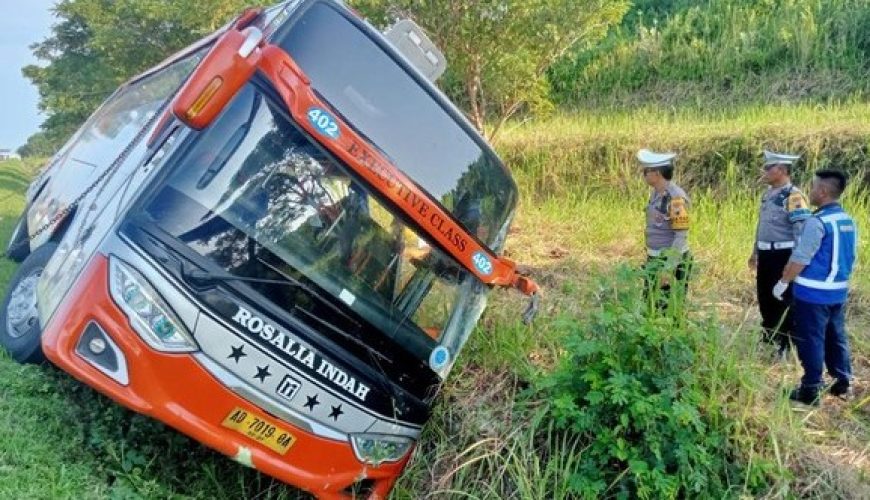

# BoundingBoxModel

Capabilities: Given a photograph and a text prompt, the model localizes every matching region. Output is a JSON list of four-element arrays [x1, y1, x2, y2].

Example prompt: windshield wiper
[[292, 307, 388, 363], [183, 266, 399, 393], [70, 157, 102, 169]]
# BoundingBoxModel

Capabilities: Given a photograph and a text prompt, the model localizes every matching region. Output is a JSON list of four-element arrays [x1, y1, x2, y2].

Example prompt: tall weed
[[550, 0, 870, 108]]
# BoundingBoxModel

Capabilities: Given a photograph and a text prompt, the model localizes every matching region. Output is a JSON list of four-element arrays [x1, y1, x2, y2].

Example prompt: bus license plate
[[221, 407, 296, 455]]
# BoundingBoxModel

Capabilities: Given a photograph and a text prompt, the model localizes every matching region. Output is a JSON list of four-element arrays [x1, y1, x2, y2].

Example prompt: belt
[[757, 241, 794, 250], [647, 247, 689, 257]]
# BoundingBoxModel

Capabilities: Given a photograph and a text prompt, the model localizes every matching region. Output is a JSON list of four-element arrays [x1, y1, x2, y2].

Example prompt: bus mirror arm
[[232, 7, 263, 30], [505, 266, 541, 325], [522, 291, 540, 325]]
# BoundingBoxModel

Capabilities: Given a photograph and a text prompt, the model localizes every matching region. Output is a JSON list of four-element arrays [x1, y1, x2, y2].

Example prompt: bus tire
[[0, 242, 58, 364], [5, 213, 30, 262]]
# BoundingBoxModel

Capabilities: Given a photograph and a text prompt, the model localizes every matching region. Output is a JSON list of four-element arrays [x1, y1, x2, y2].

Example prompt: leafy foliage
[[352, 0, 630, 140], [23, 0, 628, 151], [539, 265, 755, 498]]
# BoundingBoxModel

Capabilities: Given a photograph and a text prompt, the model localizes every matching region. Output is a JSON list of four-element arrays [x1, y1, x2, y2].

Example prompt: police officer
[[639, 149, 692, 310], [773, 170, 856, 405], [748, 150, 811, 358]]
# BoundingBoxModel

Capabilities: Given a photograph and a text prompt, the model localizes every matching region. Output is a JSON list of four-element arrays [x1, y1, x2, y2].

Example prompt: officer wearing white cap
[[639, 149, 692, 310], [748, 150, 811, 358]]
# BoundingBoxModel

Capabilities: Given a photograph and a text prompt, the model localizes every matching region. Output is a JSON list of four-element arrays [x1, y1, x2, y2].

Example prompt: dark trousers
[[756, 249, 793, 348], [792, 299, 852, 389], [644, 253, 692, 311]]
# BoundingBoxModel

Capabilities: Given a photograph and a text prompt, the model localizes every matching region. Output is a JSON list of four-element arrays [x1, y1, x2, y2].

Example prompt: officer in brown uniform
[[748, 150, 811, 358], [639, 149, 692, 310]]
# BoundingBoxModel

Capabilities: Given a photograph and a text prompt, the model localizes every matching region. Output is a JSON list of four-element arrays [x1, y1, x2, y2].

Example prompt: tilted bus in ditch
[[0, 1, 539, 497]]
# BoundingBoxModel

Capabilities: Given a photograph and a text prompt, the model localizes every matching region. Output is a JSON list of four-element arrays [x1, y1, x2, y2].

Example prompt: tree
[[22, 0, 252, 156], [352, 0, 630, 141]]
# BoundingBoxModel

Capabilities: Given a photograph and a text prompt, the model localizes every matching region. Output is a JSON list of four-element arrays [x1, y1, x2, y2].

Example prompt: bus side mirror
[[172, 27, 264, 130]]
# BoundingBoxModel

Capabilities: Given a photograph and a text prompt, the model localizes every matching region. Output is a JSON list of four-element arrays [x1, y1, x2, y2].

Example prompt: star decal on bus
[[253, 365, 272, 383], [304, 394, 319, 411], [329, 404, 344, 421], [227, 345, 246, 363]]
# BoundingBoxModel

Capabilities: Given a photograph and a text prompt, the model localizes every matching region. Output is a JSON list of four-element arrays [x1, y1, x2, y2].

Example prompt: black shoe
[[829, 380, 853, 400], [789, 385, 821, 406]]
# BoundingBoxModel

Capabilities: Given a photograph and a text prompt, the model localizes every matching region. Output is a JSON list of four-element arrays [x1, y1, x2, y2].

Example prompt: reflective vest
[[793, 204, 857, 305]]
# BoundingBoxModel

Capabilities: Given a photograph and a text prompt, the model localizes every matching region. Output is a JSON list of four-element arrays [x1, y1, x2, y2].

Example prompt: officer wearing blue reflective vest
[[773, 170, 857, 405]]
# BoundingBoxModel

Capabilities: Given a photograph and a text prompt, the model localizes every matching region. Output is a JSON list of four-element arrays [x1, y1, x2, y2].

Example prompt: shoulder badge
[[786, 191, 811, 223], [668, 196, 690, 230]]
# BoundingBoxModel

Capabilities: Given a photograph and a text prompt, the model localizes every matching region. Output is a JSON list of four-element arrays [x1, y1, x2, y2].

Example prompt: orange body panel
[[171, 29, 262, 131], [41, 254, 410, 499]]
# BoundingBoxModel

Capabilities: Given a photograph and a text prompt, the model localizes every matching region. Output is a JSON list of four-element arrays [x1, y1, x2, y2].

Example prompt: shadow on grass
[[0, 169, 31, 194], [0, 357, 314, 499]]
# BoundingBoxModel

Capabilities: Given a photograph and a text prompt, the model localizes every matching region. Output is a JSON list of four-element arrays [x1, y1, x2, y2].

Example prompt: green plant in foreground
[[539, 264, 764, 499]]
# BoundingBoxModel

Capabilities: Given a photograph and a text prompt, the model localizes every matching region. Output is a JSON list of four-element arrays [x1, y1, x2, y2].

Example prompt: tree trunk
[[465, 55, 486, 135], [488, 99, 524, 144]]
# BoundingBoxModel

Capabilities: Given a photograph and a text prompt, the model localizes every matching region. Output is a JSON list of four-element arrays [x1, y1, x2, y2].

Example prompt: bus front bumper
[[41, 254, 410, 499]]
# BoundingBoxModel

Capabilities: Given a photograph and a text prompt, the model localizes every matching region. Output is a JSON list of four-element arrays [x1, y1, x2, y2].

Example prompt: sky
[[0, 0, 56, 151]]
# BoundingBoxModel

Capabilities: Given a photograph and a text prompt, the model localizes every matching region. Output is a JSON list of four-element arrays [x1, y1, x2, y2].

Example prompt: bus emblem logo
[[275, 375, 302, 402], [307, 107, 341, 139]]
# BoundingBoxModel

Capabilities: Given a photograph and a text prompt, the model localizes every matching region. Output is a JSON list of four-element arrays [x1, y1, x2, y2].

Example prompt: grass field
[[550, 0, 870, 109], [1, 101, 870, 498]]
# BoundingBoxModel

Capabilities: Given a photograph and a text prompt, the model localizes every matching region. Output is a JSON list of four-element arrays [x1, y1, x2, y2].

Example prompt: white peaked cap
[[763, 150, 801, 166], [637, 149, 677, 168]]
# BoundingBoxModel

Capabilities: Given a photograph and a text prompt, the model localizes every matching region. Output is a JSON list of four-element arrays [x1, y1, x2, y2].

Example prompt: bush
[[538, 264, 757, 499]]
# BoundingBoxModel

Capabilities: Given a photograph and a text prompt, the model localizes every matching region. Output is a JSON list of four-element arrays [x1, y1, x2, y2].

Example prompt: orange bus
[[1, 1, 538, 497]]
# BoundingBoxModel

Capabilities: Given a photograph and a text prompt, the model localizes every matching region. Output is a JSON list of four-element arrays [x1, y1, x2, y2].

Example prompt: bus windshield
[[141, 82, 485, 364], [276, 1, 517, 250]]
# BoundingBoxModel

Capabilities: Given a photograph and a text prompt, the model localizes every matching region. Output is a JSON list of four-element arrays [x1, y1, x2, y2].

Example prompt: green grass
[[2, 97, 870, 500], [392, 105, 870, 497], [400, 105, 870, 498], [391, 189, 869, 497], [549, 0, 870, 109]]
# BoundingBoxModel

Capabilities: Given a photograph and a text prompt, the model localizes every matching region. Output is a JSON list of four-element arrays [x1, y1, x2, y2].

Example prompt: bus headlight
[[349, 433, 414, 466], [109, 256, 197, 352]]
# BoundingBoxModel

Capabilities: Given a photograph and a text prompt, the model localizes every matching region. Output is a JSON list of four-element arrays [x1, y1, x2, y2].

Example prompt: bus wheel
[[5, 213, 30, 262], [0, 242, 57, 364]]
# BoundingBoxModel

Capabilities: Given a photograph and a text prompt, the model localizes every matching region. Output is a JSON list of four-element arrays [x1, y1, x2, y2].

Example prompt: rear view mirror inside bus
[[172, 26, 264, 130]]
